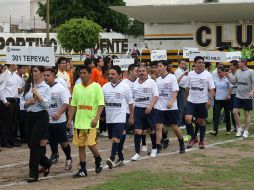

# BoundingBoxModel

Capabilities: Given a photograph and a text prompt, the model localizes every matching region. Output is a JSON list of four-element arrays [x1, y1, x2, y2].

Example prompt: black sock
[[62, 144, 72, 160], [156, 144, 162, 151], [194, 123, 200, 138], [95, 155, 102, 164], [141, 134, 146, 145], [162, 131, 168, 140], [80, 162, 86, 170], [110, 142, 119, 161], [134, 134, 141, 154], [118, 134, 126, 160], [199, 125, 206, 142], [186, 123, 194, 139], [150, 133, 156, 149], [178, 138, 184, 146]]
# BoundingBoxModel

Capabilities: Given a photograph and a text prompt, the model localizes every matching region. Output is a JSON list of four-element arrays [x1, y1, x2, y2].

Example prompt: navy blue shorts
[[233, 97, 253, 111], [107, 123, 125, 139], [185, 101, 208, 119], [48, 122, 68, 143], [134, 107, 156, 131], [156, 110, 179, 125]]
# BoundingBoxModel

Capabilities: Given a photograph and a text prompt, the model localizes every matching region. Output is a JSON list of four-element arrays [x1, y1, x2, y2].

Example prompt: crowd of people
[[0, 55, 253, 183]]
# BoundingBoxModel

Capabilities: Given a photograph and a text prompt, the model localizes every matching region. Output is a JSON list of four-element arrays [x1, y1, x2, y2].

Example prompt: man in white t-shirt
[[174, 60, 188, 127], [156, 60, 185, 154], [56, 57, 71, 91], [131, 65, 159, 160], [44, 68, 73, 170], [185, 56, 215, 149], [103, 65, 134, 169]]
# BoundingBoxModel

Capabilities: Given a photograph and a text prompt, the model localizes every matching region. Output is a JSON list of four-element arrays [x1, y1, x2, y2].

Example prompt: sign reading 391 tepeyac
[[6, 46, 55, 66]]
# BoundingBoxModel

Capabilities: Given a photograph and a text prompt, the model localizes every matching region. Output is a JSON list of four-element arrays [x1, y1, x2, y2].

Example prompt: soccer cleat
[[199, 142, 205, 149], [187, 138, 198, 149], [162, 138, 169, 149], [179, 142, 185, 154], [106, 159, 116, 169], [115, 159, 125, 167], [131, 153, 141, 161], [95, 157, 103, 174], [179, 125, 186, 129], [150, 149, 157, 157], [235, 128, 244, 137], [141, 145, 147, 152], [242, 130, 249, 138], [50, 153, 59, 164], [27, 177, 38, 183], [209, 130, 218, 136], [100, 131, 108, 137], [65, 159, 73, 170], [73, 169, 87, 178]]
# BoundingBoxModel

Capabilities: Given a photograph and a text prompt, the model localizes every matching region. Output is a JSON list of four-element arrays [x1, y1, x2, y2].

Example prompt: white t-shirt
[[155, 74, 179, 110], [57, 71, 71, 89], [47, 82, 69, 124], [122, 77, 137, 113], [185, 70, 215, 104], [14, 73, 26, 110], [174, 67, 187, 88], [103, 81, 133, 123], [133, 78, 159, 108], [55, 77, 71, 98]]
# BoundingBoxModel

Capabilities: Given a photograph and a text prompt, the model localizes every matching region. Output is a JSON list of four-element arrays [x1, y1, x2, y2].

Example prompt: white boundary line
[[0, 134, 252, 188]]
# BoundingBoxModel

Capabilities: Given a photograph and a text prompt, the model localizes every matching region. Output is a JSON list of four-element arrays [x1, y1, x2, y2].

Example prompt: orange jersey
[[98, 76, 109, 87], [91, 68, 102, 83]]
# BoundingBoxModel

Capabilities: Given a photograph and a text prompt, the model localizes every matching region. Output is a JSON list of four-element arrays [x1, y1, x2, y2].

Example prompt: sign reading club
[[195, 24, 253, 48]]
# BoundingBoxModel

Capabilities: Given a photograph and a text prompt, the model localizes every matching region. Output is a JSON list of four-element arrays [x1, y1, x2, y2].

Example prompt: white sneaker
[[235, 128, 243, 137], [131, 153, 141, 161], [179, 125, 186, 129], [150, 149, 157, 157], [100, 131, 108, 137], [242, 130, 249, 138], [141, 145, 147, 152]]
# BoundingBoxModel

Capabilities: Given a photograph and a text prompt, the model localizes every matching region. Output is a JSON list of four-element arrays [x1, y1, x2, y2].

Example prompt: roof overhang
[[111, 2, 254, 24]]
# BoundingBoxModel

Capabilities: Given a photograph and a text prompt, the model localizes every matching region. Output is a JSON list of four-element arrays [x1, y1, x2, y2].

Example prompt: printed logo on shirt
[[116, 93, 122, 99], [143, 88, 151, 93], [135, 97, 150, 102], [237, 82, 248, 86], [50, 103, 57, 108], [106, 103, 122, 107], [78, 105, 93, 110]]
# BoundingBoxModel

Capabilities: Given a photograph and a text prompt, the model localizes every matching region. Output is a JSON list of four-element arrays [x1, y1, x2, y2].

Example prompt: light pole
[[46, 0, 50, 47]]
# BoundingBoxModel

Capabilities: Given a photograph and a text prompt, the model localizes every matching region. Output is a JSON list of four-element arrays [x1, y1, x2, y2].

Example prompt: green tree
[[37, 0, 143, 35], [57, 18, 102, 54]]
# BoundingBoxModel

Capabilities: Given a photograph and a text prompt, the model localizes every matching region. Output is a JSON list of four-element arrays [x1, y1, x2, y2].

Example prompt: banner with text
[[189, 51, 226, 62], [226, 51, 241, 62], [6, 46, 55, 66], [113, 59, 134, 71], [183, 47, 199, 58], [150, 50, 167, 61]]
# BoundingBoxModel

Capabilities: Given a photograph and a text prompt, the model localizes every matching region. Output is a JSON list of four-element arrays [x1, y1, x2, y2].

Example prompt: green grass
[[85, 157, 254, 190], [83, 110, 254, 190]]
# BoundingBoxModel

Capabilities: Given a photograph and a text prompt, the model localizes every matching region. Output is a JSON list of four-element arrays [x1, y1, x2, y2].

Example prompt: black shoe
[[209, 131, 218, 136], [179, 144, 185, 154], [50, 153, 59, 164], [27, 177, 38, 183], [73, 169, 87, 178], [162, 138, 169, 149], [43, 161, 52, 177], [95, 157, 103, 174], [2, 143, 13, 148], [10, 142, 22, 147], [156, 144, 162, 154]]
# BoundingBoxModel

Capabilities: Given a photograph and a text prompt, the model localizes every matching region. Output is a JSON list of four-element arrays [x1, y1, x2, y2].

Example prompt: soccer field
[[0, 110, 254, 190]]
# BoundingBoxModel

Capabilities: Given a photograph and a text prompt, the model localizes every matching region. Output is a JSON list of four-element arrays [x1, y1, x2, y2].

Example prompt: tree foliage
[[56, 18, 102, 53], [37, 0, 144, 35]]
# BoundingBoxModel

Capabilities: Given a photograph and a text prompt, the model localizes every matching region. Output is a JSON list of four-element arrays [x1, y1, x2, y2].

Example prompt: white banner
[[226, 51, 241, 62], [113, 59, 134, 71], [183, 47, 199, 58], [150, 50, 167, 61], [189, 51, 226, 62], [6, 46, 55, 66]]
